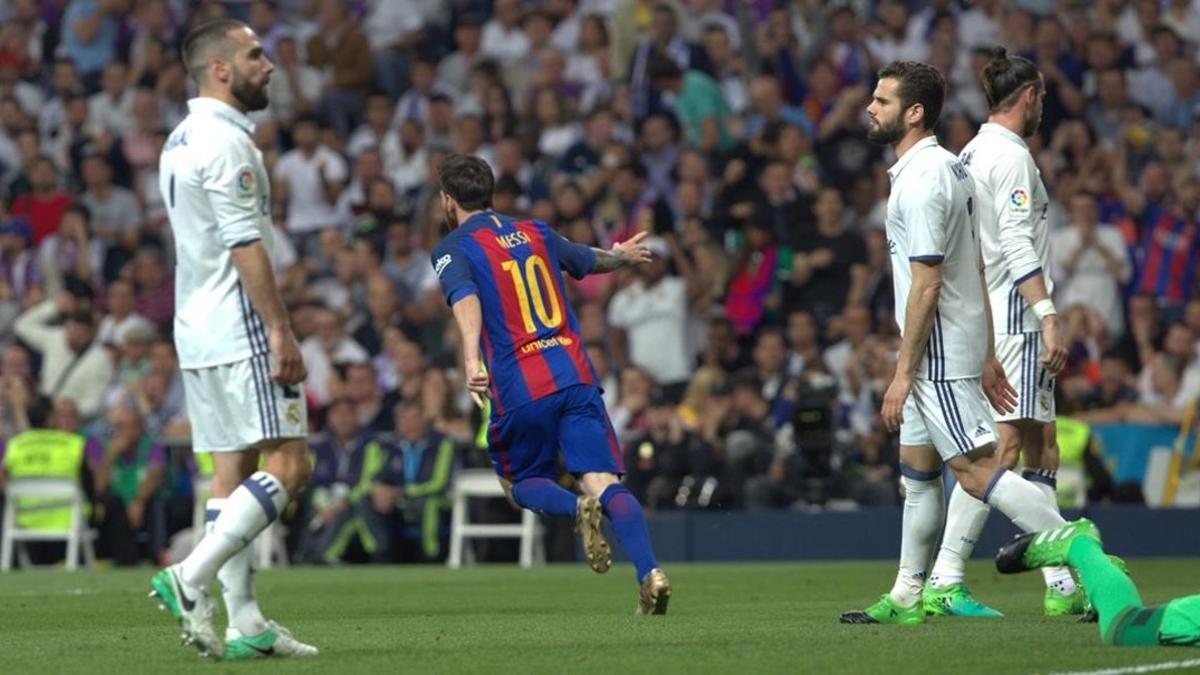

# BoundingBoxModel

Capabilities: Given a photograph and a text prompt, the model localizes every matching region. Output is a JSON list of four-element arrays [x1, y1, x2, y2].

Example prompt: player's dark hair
[[877, 60, 947, 131], [439, 154, 494, 211], [981, 46, 1042, 113], [181, 18, 249, 82]]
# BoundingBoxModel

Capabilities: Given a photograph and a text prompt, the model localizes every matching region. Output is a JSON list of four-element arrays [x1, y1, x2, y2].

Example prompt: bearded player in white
[[923, 47, 1081, 620], [148, 19, 318, 660], [841, 60, 1068, 625]]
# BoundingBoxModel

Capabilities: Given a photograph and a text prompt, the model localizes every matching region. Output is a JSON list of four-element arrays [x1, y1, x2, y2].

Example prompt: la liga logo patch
[[1009, 188, 1030, 208], [235, 165, 255, 198]]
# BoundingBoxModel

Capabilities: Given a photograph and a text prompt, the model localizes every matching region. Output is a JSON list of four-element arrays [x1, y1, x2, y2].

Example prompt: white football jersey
[[160, 98, 274, 369], [958, 123, 1052, 335], [886, 135, 987, 381]]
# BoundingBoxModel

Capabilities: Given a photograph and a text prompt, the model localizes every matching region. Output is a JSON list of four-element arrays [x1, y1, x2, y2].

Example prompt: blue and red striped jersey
[[432, 211, 599, 416], [1134, 211, 1199, 304]]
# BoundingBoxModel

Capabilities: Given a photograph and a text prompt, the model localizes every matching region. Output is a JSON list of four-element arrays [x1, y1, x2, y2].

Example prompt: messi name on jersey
[[497, 231, 532, 249]]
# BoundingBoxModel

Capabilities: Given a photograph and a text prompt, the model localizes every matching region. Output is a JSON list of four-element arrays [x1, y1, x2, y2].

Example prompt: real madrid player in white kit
[[924, 48, 1082, 619], [841, 61, 1067, 625], [147, 19, 317, 660]]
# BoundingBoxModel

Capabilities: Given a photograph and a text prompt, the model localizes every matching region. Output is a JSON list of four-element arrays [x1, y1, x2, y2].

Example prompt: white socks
[[891, 469, 945, 608], [181, 472, 288, 591], [203, 498, 270, 636], [983, 470, 1065, 534], [1023, 470, 1077, 595], [928, 482, 990, 589], [929, 469, 1077, 595]]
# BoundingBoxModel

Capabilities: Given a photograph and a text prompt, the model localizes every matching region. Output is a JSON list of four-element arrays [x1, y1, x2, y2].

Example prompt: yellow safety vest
[[194, 451, 214, 477], [3, 429, 86, 530], [1056, 417, 1090, 465]]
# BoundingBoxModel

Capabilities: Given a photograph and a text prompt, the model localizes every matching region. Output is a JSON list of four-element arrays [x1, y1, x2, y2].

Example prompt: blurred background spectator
[[1, 0, 1199, 568]]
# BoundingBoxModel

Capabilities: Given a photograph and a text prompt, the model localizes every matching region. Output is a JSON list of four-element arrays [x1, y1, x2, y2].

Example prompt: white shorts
[[994, 333, 1055, 423], [182, 354, 307, 453], [900, 377, 998, 461]]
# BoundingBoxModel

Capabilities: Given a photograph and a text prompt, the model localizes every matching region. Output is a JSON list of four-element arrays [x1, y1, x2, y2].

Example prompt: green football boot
[[840, 594, 924, 625], [148, 565, 221, 659], [923, 583, 1004, 618], [225, 621, 319, 660], [995, 519, 1101, 574]]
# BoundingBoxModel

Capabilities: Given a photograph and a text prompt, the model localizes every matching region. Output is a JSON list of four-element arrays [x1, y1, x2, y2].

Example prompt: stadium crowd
[[0, 0, 1199, 566]]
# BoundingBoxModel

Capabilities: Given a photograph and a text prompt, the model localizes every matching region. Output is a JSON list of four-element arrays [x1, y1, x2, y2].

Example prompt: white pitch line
[[1048, 657, 1200, 675]]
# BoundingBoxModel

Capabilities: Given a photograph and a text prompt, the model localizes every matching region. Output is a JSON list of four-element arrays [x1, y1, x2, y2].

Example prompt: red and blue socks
[[600, 484, 658, 582], [511, 477, 578, 517]]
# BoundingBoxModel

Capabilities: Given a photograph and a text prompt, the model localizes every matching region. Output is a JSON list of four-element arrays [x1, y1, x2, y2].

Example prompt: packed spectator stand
[[0, 0, 1198, 567]]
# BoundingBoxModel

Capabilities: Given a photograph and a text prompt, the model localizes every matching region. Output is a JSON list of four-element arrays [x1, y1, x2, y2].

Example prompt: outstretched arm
[[589, 231, 653, 274]]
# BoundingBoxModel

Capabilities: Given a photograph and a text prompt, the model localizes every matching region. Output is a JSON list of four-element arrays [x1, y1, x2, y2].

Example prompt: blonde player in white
[[148, 19, 318, 660], [841, 61, 1067, 625], [924, 47, 1081, 620]]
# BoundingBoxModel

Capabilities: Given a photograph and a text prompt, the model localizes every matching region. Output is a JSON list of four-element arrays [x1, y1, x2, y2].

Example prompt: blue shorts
[[486, 385, 625, 482]]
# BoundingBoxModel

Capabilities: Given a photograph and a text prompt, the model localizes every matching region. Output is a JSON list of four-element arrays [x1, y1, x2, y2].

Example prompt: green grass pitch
[[1, 560, 1198, 674]]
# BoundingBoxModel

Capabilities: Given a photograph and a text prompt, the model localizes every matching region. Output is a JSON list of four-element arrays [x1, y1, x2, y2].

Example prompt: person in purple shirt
[[88, 403, 166, 566]]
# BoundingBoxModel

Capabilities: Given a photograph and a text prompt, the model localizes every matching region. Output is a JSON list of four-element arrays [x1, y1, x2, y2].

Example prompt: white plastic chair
[[447, 469, 543, 569], [1, 477, 97, 571]]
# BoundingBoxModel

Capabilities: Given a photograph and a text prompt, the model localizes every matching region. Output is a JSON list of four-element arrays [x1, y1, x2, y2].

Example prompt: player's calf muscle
[[994, 423, 1025, 470], [262, 439, 313, 494], [946, 448, 1000, 499]]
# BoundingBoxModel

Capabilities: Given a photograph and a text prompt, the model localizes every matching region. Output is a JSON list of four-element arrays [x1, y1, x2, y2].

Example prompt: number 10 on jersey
[[501, 255, 563, 334]]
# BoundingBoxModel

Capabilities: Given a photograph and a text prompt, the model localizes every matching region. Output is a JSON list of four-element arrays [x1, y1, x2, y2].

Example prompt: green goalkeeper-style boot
[[996, 519, 1101, 574], [840, 594, 925, 625]]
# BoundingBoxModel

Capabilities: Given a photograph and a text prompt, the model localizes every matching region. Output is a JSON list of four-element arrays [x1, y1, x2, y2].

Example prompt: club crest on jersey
[[286, 402, 301, 426], [235, 165, 255, 199], [434, 254, 452, 277], [1009, 188, 1030, 209]]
